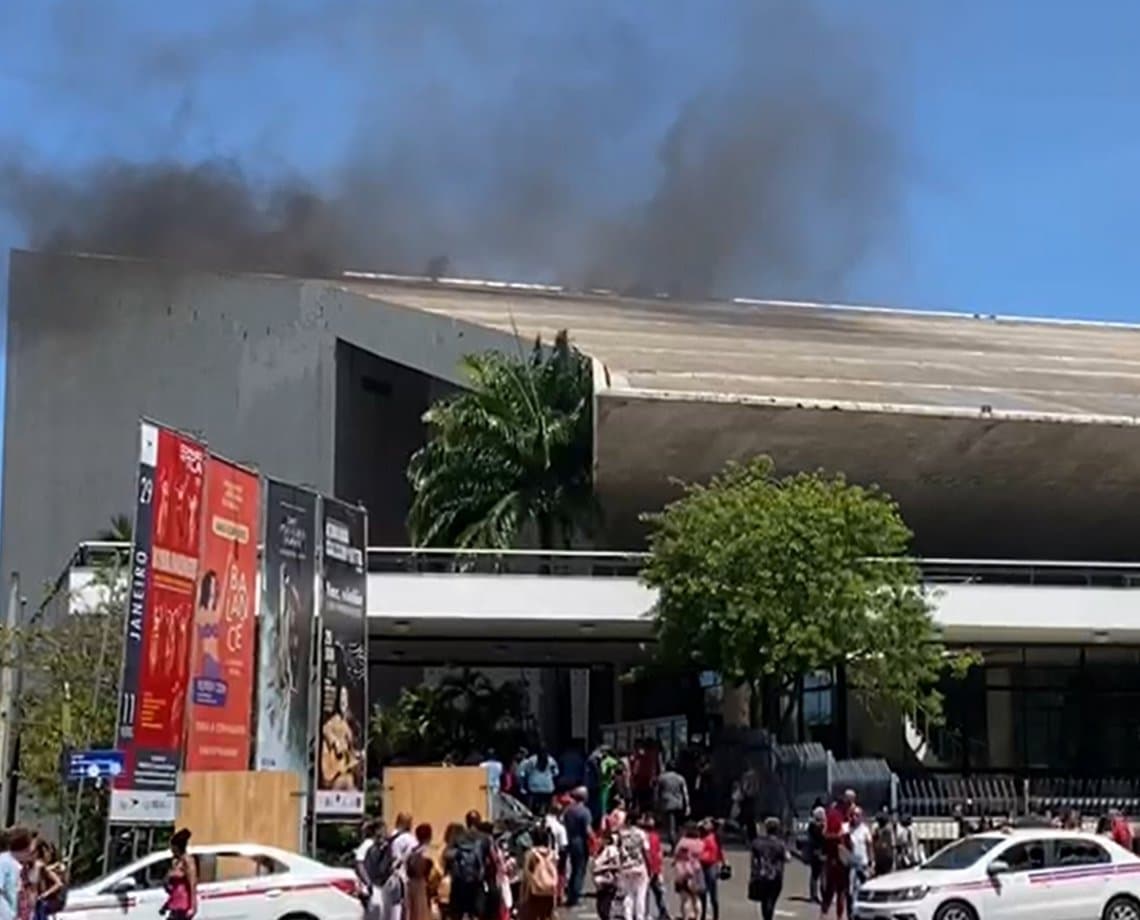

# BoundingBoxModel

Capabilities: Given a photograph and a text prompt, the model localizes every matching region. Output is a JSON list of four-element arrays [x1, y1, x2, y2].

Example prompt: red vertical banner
[[112, 421, 206, 824], [184, 456, 261, 771]]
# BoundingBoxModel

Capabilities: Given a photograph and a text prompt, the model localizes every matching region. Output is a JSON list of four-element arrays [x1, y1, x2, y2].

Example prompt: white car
[[855, 829, 1140, 920], [61, 842, 363, 920]]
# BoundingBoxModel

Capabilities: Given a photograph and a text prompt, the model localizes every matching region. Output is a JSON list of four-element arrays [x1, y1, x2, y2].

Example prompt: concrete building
[[9, 247, 1140, 607], [16, 247, 1140, 782]]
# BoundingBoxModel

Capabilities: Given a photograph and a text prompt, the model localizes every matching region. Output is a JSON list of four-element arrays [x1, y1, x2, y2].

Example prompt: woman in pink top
[[672, 824, 706, 920], [163, 829, 197, 920]]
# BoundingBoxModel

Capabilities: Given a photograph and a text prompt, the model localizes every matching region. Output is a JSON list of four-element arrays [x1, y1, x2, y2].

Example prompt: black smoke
[[1, 0, 906, 298]]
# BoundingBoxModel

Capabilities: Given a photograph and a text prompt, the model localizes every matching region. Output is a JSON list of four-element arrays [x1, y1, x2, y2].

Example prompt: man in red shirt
[[1111, 810, 1134, 852], [640, 814, 669, 920]]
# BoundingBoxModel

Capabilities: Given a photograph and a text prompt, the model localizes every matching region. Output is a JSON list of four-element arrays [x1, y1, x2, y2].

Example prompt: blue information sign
[[65, 750, 125, 782]]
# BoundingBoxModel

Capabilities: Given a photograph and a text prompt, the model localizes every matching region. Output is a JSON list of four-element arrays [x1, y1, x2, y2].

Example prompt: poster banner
[[183, 456, 260, 772], [314, 497, 368, 817], [255, 480, 317, 781], [112, 421, 206, 824]]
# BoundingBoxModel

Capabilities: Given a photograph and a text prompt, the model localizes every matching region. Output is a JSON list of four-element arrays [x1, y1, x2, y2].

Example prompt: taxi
[[855, 829, 1140, 920]]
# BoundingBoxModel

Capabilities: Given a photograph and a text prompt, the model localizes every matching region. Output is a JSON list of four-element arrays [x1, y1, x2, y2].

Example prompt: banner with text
[[314, 497, 368, 817], [255, 480, 317, 784], [184, 455, 260, 771], [112, 421, 206, 823]]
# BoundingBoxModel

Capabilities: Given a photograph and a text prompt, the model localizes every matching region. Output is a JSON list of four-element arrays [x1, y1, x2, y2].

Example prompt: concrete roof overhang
[[340, 276, 1140, 559]]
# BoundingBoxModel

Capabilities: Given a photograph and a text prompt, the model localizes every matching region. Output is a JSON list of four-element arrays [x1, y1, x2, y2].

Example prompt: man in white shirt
[[847, 808, 874, 903], [0, 828, 33, 920], [481, 749, 505, 793], [355, 820, 386, 920], [381, 813, 418, 920]]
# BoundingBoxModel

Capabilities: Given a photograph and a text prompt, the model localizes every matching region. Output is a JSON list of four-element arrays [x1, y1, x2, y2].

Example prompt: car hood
[[860, 868, 976, 892]]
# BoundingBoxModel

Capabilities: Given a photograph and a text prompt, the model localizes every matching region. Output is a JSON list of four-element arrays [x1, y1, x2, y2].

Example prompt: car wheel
[[933, 899, 978, 920], [278, 913, 319, 920], [1104, 896, 1140, 920]]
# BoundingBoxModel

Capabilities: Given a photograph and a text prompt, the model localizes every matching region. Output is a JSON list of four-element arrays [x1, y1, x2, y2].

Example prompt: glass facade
[[936, 645, 1140, 774]]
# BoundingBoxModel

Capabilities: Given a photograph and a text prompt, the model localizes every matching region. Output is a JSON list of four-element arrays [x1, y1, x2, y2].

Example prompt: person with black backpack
[[372, 813, 416, 920], [355, 820, 387, 919], [871, 813, 896, 878], [444, 812, 493, 920]]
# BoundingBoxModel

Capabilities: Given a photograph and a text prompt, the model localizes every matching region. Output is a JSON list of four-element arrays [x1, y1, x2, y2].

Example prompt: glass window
[[803, 688, 833, 726], [103, 856, 175, 893], [921, 836, 1003, 870], [1054, 839, 1109, 867], [976, 647, 1024, 668], [1024, 647, 1081, 667], [1084, 647, 1140, 666], [1000, 840, 1050, 873]]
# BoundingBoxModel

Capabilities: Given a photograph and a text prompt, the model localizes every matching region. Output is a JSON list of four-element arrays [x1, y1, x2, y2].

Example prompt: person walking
[[563, 787, 592, 908], [616, 819, 650, 920], [543, 802, 569, 902], [819, 806, 851, 920], [593, 831, 623, 920], [521, 749, 560, 814], [847, 809, 873, 905], [381, 813, 418, 920], [672, 824, 705, 920], [639, 815, 669, 920], [656, 763, 690, 855], [806, 807, 826, 903], [30, 840, 64, 920], [519, 826, 559, 920], [871, 813, 895, 878], [748, 818, 789, 920], [894, 814, 919, 870], [404, 824, 440, 920], [356, 820, 388, 920], [161, 828, 197, 920], [697, 820, 723, 920], [443, 814, 492, 920]]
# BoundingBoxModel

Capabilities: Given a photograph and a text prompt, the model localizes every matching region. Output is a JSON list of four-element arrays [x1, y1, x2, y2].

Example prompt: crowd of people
[[0, 827, 68, 920], [353, 784, 745, 920], [798, 790, 924, 920]]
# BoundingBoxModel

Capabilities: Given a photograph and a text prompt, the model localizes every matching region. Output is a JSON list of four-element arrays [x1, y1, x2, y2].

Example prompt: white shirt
[[849, 824, 872, 869], [355, 838, 375, 865], [545, 814, 569, 852], [391, 831, 418, 874]]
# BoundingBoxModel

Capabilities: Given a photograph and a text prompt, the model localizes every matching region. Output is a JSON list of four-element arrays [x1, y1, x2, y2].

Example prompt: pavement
[[564, 852, 815, 920]]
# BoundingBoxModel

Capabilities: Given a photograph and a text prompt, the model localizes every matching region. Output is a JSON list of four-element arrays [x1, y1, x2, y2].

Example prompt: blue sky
[[5, 2, 1140, 321]]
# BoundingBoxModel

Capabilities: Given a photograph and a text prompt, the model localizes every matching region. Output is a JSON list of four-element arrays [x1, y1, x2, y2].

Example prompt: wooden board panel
[[178, 771, 304, 851], [382, 766, 490, 857]]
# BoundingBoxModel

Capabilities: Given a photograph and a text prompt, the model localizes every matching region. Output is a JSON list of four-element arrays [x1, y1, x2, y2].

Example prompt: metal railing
[[73, 542, 1140, 586]]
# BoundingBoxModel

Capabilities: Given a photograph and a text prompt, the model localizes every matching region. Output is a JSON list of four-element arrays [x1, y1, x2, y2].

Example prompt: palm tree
[[406, 329, 594, 549]]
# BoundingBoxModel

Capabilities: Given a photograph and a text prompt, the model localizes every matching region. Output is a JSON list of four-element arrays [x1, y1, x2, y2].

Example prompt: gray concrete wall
[[333, 341, 458, 544], [3, 251, 337, 614], [1, 253, 512, 611]]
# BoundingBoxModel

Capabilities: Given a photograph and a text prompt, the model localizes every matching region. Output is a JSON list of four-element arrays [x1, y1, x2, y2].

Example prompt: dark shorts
[[448, 881, 486, 920]]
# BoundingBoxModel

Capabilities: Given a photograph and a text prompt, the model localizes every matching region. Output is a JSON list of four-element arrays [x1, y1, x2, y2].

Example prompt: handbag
[[718, 863, 732, 881]]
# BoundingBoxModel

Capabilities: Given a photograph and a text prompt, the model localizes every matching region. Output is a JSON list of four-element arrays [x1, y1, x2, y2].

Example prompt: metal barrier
[[74, 541, 1140, 587], [897, 774, 1019, 817]]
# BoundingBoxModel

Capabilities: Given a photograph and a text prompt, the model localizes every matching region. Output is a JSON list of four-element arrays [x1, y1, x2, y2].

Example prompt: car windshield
[[922, 836, 1004, 870]]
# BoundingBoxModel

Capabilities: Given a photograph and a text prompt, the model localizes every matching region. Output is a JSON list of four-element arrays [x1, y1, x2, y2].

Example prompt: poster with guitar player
[[314, 496, 368, 817]]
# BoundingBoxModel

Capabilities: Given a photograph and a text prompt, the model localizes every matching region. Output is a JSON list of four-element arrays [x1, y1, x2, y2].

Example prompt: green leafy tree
[[407, 330, 594, 549], [642, 456, 970, 732], [372, 670, 528, 763], [0, 546, 127, 880]]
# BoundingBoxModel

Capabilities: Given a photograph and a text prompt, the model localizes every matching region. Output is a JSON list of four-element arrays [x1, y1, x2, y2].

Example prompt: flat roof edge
[[599, 386, 1140, 427]]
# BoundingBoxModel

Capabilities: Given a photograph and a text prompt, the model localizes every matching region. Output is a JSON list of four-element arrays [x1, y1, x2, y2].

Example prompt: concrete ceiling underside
[[340, 277, 1140, 559], [594, 394, 1140, 559]]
